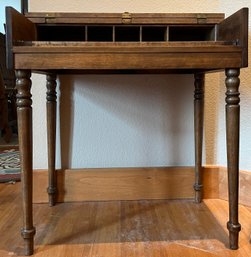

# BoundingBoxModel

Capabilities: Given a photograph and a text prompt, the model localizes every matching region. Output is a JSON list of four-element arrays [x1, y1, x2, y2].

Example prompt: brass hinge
[[45, 13, 56, 23], [122, 12, 132, 24], [197, 14, 207, 24]]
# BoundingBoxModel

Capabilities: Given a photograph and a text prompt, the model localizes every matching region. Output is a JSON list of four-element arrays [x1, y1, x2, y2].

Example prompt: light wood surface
[[0, 182, 251, 257], [218, 168, 251, 208], [33, 167, 197, 203], [32, 166, 251, 207]]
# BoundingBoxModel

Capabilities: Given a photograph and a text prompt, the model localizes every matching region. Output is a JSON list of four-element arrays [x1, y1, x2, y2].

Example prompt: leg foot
[[21, 228, 36, 255], [193, 183, 203, 203], [47, 186, 57, 207], [227, 221, 241, 249]]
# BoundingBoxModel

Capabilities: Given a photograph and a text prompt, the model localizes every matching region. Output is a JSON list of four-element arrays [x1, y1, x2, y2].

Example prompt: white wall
[[0, 0, 20, 33], [29, 1, 251, 170]]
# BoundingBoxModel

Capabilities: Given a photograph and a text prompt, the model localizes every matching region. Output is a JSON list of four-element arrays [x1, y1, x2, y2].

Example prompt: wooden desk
[[5, 7, 248, 255]]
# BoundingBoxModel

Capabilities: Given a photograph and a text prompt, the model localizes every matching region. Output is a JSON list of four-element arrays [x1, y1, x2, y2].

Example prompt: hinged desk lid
[[25, 12, 225, 25]]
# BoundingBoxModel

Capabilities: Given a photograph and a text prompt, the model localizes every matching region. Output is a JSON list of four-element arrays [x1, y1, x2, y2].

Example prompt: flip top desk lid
[[25, 12, 225, 25]]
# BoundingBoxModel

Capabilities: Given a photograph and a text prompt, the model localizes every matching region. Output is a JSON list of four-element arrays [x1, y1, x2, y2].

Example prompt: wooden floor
[[0, 183, 251, 257]]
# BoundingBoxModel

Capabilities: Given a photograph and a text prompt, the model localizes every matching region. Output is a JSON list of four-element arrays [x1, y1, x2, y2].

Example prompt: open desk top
[[5, 7, 248, 73]]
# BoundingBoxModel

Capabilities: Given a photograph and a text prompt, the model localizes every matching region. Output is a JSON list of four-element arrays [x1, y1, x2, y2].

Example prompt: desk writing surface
[[12, 41, 242, 71]]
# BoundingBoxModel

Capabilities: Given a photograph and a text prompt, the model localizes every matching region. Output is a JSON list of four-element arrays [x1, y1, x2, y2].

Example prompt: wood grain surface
[[31, 166, 251, 207], [0, 182, 251, 257]]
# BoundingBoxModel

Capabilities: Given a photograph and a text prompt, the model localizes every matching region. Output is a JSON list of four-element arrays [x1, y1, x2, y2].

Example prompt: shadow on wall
[[58, 74, 195, 169], [59, 75, 75, 169], [204, 73, 220, 165]]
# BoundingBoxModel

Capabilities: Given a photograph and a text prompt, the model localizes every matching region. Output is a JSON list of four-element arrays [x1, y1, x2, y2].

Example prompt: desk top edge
[[25, 12, 225, 18], [24, 11, 225, 24]]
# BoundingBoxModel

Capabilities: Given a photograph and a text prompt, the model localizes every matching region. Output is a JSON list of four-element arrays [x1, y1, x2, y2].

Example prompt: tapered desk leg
[[46, 74, 57, 207], [16, 70, 36, 255], [193, 73, 204, 203], [225, 68, 241, 250]]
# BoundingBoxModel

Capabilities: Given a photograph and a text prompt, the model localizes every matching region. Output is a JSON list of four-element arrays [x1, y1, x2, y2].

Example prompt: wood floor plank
[[0, 183, 251, 257]]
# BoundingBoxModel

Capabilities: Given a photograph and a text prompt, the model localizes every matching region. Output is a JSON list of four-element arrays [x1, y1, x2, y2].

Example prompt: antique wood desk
[[5, 7, 248, 255]]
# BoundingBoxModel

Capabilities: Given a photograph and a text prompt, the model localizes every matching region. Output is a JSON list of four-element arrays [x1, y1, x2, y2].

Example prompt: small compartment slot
[[87, 26, 113, 42], [115, 26, 140, 42], [169, 26, 215, 41], [142, 26, 167, 41], [37, 25, 85, 41]]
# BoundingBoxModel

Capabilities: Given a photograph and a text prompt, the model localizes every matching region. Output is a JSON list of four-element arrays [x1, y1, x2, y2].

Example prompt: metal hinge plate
[[122, 12, 132, 24], [197, 14, 207, 24], [45, 13, 56, 23]]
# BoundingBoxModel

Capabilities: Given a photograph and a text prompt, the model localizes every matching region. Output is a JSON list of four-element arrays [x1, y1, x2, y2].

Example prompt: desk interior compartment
[[37, 25, 86, 41], [142, 26, 167, 41], [115, 26, 140, 42], [87, 26, 113, 42], [169, 25, 216, 41]]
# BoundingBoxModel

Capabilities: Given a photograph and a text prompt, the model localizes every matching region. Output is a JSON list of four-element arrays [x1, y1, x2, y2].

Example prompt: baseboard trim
[[216, 167, 251, 207], [32, 166, 251, 207]]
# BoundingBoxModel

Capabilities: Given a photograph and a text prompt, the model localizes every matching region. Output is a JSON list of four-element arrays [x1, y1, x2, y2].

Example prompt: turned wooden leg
[[46, 74, 57, 207], [193, 73, 205, 203], [225, 68, 241, 250], [16, 70, 36, 255]]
